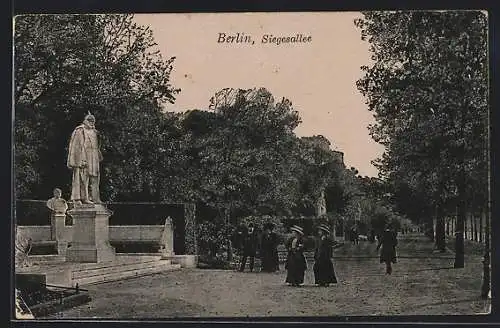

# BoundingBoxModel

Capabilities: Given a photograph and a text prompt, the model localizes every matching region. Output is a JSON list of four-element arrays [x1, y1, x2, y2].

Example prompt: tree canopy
[[355, 11, 488, 252]]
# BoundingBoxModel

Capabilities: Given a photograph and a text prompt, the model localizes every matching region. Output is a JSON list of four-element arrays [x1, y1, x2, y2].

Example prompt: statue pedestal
[[159, 217, 175, 258], [50, 213, 69, 256], [66, 204, 116, 263]]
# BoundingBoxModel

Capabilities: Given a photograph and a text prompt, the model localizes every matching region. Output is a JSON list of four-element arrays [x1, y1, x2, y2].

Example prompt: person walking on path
[[260, 223, 280, 272], [350, 226, 359, 245], [376, 223, 398, 275], [313, 224, 338, 286], [285, 225, 307, 287], [239, 223, 258, 272]]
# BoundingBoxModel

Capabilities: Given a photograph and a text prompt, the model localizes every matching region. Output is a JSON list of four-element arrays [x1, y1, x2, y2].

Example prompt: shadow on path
[[408, 297, 484, 310], [412, 266, 456, 272]]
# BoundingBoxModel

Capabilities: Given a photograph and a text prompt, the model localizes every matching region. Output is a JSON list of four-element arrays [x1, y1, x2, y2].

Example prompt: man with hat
[[285, 225, 307, 287], [239, 223, 258, 272], [313, 223, 338, 286], [67, 112, 103, 205], [260, 222, 280, 272]]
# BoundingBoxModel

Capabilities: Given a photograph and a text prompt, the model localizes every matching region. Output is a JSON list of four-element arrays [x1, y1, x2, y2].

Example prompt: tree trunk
[[469, 212, 474, 240], [451, 216, 454, 236], [435, 203, 446, 252], [470, 213, 474, 241], [474, 213, 479, 242], [464, 212, 468, 240], [454, 167, 465, 268], [479, 209, 483, 243], [225, 207, 232, 262], [481, 206, 490, 298], [470, 212, 474, 241]]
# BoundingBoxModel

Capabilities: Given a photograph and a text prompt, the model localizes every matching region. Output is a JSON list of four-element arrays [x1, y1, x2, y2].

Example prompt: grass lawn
[[46, 233, 491, 318]]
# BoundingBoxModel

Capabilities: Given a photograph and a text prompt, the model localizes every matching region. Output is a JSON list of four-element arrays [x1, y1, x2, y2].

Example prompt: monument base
[[66, 204, 116, 263], [66, 245, 116, 263]]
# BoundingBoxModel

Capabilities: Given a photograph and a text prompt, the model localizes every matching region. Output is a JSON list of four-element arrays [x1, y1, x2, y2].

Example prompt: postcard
[[12, 11, 491, 319]]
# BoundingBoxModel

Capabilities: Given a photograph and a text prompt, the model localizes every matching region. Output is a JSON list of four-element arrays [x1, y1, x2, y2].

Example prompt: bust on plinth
[[46, 188, 69, 255]]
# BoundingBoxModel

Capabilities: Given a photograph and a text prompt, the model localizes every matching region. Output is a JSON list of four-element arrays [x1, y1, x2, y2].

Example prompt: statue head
[[53, 188, 62, 199], [83, 112, 96, 129]]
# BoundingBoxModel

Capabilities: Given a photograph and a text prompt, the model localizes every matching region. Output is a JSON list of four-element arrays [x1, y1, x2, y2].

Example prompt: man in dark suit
[[239, 223, 258, 272], [260, 222, 280, 272]]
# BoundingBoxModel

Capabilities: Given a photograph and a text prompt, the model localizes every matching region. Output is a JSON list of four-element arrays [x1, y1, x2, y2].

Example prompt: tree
[[14, 14, 180, 200], [355, 11, 488, 263], [181, 88, 302, 260]]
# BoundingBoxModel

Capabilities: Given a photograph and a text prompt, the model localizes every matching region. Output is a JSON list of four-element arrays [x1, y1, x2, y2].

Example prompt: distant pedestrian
[[376, 223, 398, 275], [231, 224, 246, 256], [313, 224, 338, 286], [260, 223, 280, 272], [368, 229, 376, 243], [285, 225, 307, 287], [350, 226, 359, 245], [239, 223, 258, 272]]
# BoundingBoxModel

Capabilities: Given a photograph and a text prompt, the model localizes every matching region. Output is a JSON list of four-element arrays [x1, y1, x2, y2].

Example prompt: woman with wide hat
[[313, 224, 338, 286], [285, 225, 307, 287], [376, 222, 398, 274], [260, 222, 280, 272]]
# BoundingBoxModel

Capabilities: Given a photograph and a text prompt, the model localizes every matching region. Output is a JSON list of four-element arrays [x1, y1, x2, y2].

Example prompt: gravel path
[[49, 234, 490, 318]]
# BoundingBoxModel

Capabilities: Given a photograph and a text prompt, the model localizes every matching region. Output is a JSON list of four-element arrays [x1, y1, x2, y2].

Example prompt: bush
[[197, 219, 234, 257], [197, 254, 231, 270], [239, 215, 286, 234]]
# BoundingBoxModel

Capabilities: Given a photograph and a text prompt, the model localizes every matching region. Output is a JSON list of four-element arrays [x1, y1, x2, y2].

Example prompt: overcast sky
[[133, 12, 385, 177]]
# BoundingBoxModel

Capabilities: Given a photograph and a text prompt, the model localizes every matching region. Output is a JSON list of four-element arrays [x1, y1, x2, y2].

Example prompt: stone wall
[[16, 225, 170, 250], [17, 226, 52, 241]]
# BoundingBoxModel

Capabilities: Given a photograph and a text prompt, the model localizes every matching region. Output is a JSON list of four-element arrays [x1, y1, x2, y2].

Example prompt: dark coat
[[313, 236, 337, 284], [260, 231, 279, 272], [241, 229, 258, 256], [378, 230, 398, 263], [285, 236, 307, 284]]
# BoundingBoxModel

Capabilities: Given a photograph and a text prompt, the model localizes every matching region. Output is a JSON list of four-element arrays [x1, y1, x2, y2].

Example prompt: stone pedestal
[[66, 204, 116, 263], [160, 217, 175, 258], [50, 213, 69, 256]]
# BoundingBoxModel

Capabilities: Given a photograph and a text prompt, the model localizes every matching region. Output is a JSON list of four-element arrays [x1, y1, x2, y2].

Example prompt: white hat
[[318, 224, 330, 234], [290, 225, 304, 235]]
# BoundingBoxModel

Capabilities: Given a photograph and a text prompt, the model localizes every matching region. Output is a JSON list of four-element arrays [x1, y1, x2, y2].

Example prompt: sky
[[133, 12, 385, 177]]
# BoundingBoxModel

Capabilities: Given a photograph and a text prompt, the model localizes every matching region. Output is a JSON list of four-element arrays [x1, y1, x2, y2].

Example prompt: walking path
[[49, 233, 490, 318]]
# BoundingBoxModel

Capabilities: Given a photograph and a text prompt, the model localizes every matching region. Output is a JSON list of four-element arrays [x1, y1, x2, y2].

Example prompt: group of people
[[233, 222, 280, 273], [233, 221, 399, 286], [285, 224, 338, 287]]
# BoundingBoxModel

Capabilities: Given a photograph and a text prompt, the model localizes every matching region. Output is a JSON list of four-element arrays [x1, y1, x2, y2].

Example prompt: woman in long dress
[[376, 223, 398, 274], [313, 224, 338, 286], [285, 225, 307, 287]]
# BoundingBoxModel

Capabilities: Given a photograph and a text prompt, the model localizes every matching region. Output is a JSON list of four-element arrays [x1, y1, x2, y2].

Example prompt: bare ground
[[47, 234, 490, 318]]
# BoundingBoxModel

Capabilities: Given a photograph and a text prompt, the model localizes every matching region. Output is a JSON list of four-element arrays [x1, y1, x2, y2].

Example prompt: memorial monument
[[46, 188, 69, 255], [65, 112, 115, 263]]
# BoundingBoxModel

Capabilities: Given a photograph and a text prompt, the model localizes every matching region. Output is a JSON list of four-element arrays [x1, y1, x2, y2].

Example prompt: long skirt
[[380, 246, 397, 264], [313, 258, 337, 285], [261, 249, 279, 272], [285, 253, 306, 284]]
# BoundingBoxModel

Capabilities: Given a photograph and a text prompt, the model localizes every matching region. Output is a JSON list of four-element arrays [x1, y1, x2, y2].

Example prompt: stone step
[[28, 255, 66, 264], [69, 256, 161, 272], [74, 261, 181, 286], [72, 259, 171, 279]]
